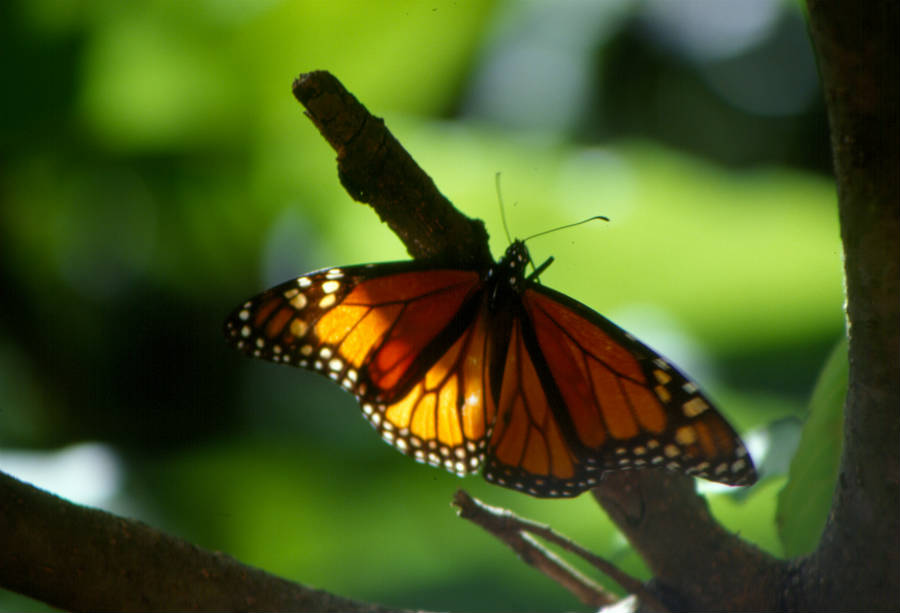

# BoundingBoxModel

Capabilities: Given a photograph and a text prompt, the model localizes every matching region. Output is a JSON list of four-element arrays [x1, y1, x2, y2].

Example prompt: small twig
[[452, 490, 669, 612], [452, 491, 613, 608]]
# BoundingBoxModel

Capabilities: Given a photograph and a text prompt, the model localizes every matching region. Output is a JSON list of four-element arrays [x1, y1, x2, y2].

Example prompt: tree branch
[[594, 472, 785, 610], [0, 471, 408, 612], [292, 71, 491, 269], [796, 2, 900, 609]]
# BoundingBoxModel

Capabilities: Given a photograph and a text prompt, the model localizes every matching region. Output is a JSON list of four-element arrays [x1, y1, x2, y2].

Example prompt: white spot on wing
[[289, 293, 308, 310], [290, 320, 308, 338]]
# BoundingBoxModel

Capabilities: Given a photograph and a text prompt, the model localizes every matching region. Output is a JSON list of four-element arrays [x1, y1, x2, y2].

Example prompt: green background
[[1, 1, 844, 611]]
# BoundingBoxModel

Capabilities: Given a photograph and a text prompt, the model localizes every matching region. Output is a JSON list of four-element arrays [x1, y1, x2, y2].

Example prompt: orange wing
[[225, 240, 757, 499], [498, 285, 756, 494], [224, 263, 495, 474], [483, 317, 596, 497]]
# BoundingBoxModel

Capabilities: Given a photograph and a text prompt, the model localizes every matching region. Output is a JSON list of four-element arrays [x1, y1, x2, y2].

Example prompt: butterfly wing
[[225, 242, 756, 498], [483, 315, 598, 497], [504, 284, 756, 494], [224, 262, 495, 474]]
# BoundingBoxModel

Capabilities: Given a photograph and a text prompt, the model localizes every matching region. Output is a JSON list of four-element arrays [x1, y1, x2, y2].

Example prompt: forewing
[[224, 262, 492, 473]]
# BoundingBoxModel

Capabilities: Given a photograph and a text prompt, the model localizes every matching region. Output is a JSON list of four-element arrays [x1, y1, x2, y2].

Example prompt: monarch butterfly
[[224, 239, 756, 497]]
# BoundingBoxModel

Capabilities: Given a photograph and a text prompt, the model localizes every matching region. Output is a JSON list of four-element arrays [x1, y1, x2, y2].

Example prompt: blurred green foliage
[[777, 337, 847, 557], [1, 1, 844, 611]]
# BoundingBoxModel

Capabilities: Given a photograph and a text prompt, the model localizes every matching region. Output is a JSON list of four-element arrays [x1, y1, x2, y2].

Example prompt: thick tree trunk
[[791, 2, 900, 608]]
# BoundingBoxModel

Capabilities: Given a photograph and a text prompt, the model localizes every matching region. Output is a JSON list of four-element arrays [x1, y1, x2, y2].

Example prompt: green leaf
[[776, 336, 847, 556]]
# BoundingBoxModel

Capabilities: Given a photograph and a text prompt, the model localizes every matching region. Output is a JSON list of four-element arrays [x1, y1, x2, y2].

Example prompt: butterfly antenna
[[522, 215, 610, 243], [495, 172, 513, 245]]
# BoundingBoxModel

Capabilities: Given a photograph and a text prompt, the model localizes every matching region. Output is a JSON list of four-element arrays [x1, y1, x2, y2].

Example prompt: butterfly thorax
[[489, 240, 532, 295]]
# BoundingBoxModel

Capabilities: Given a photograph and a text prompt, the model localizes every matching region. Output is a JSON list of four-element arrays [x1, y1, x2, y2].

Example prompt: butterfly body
[[225, 240, 756, 497]]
